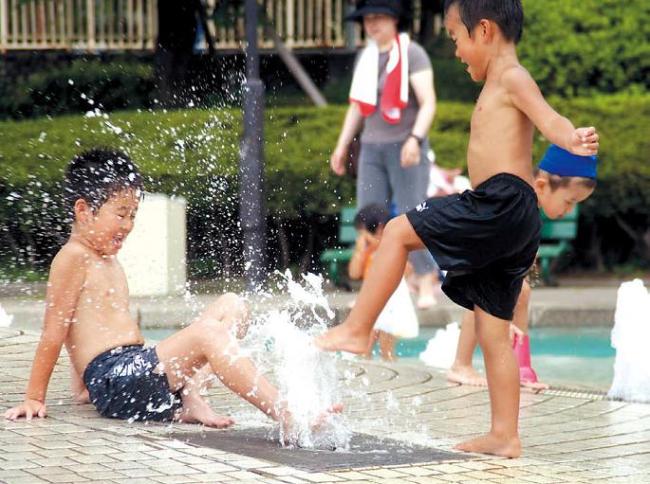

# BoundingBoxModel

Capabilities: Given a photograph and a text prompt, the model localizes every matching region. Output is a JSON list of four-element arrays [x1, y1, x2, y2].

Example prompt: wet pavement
[[1, 326, 649, 483]]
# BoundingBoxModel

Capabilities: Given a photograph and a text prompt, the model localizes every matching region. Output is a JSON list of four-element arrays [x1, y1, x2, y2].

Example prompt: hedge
[[0, 58, 155, 120], [519, 0, 650, 97], [1, 94, 649, 278]]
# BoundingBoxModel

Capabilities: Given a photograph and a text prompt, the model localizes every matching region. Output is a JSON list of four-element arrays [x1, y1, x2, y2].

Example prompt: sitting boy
[[4, 148, 340, 429], [448, 145, 598, 390], [317, 0, 598, 458]]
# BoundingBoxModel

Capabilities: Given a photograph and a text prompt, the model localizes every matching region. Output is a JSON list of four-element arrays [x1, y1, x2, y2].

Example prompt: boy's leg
[[456, 306, 521, 458], [362, 331, 379, 359], [512, 281, 548, 390], [155, 293, 288, 426], [512, 280, 531, 333], [378, 331, 396, 362], [316, 215, 427, 353], [447, 311, 487, 386]]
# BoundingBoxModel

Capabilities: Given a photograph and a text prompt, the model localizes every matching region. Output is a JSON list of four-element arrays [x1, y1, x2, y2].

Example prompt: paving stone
[[2, 325, 650, 483], [39, 473, 90, 483], [362, 468, 409, 479]]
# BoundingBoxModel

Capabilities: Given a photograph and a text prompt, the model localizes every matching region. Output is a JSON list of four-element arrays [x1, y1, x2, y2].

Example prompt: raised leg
[[155, 293, 287, 426], [455, 306, 521, 458], [447, 311, 487, 386], [316, 215, 426, 353]]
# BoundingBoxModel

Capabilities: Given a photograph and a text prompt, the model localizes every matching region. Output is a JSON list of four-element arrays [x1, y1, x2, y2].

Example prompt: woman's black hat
[[345, 0, 403, 22]]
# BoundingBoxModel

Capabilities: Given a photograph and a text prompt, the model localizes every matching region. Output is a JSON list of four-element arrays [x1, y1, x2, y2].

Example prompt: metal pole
[[240, 0, 267, 290]]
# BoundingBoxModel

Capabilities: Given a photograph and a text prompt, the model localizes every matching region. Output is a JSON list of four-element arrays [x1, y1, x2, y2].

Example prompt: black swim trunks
[[406, 173, 541, 320], [83, 345, 183, 422]]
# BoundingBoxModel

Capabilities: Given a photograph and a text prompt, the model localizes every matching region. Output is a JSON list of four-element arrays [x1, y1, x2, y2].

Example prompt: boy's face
[[75, 188, 140, 256], [535, 179, 594, 220], [444, 4, 487, 82]]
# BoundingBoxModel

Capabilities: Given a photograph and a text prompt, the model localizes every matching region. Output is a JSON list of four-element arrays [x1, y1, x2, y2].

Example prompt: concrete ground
[[1, 322, 650, 484], [2, 284, 649, 483]]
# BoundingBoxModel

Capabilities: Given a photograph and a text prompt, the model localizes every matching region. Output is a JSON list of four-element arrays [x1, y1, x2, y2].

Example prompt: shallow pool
[[396, 326, 615, 391], [142, 326, 616, 392]]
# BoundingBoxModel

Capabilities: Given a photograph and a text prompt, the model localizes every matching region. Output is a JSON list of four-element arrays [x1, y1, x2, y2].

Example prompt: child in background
[[448, 145, 598, 391], [349, 204, 419, 361]]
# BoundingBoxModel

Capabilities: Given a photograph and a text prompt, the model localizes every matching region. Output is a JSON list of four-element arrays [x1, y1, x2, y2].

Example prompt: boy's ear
[[73, 198, 92, 223], [477, 18, 499, 43], [533, 177, 548, 192]]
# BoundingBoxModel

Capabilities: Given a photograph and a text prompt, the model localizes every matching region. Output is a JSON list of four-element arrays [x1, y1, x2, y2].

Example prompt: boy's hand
[[4, 399, 47, 421], [570, 127, 599, 156]]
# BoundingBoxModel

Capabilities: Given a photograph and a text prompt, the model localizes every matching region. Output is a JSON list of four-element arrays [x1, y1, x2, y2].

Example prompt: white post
[[146, 0, 155, 50], [0, 0, 8, 52], [86, 0, 95, 50], [286, 0, 294, 47]]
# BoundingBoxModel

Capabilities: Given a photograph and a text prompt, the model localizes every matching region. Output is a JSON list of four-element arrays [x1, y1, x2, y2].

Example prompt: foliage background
[[1, 0, 649, 279], [1, 95, 649, 279]]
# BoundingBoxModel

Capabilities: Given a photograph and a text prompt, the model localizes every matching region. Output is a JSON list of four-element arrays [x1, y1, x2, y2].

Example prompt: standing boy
[[318, 0, 598, 458]]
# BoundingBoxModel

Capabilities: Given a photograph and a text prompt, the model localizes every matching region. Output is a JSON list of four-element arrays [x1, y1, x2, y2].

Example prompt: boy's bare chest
[[471, 88, 525, 140], [81, 259, 129, 307]]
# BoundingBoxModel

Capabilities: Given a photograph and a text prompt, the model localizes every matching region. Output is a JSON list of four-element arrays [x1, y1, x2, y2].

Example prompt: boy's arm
[[4, 247, 86, 420], [502, 67, 599, 155]]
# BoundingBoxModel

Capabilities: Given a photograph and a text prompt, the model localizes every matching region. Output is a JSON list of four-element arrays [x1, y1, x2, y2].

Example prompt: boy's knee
[[216, 292, 242, 307], [196, 317, 231, 343], [383, 216, 408, 241]]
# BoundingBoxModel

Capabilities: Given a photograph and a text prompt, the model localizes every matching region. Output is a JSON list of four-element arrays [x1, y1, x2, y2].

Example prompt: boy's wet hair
[[64, 148, 144, 217], [444, 0, 524, 44], [534, 169, 597, 191], [354, 204, 390, 234]]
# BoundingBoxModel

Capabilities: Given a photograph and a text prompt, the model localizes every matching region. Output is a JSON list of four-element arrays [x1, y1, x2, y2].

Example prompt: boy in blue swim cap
[[448, 145, 598, 390]]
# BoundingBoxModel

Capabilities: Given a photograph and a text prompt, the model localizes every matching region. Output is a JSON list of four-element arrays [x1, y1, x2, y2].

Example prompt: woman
[[331, 0, 439, 308]]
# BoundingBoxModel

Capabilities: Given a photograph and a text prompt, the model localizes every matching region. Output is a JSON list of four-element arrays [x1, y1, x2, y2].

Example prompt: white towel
[[349, 33, 410, 124]]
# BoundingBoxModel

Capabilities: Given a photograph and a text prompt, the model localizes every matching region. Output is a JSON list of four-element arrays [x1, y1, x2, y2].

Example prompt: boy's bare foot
[[521, 380, 549, 392], [72, 389, 90, 404], [177, 393, 234, 428], [447, 365, 488, 386], [277, 403, 344, 440], [455, 432, 521, 458], [315, 323, 370, 354]]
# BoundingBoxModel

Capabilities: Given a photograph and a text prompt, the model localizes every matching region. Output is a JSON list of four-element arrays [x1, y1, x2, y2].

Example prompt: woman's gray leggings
[[357, 141, 437, 275]]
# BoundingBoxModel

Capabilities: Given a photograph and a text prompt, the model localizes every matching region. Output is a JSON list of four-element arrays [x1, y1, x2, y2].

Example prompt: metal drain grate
[[171, 428, 468, 472]]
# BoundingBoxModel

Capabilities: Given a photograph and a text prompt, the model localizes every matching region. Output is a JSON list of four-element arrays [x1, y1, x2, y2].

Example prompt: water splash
[[243, 271, 351, 449], [0, 304, 13, 327], [608, 279, 650, 403], [419, 322, 460, 369]]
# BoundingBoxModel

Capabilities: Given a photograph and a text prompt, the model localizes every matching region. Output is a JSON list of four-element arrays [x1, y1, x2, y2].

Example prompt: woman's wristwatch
[[408, 133, 424, 144]]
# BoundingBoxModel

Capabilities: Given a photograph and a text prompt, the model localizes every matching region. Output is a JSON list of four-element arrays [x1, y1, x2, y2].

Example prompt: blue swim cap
[[538, 144, 598, 179]]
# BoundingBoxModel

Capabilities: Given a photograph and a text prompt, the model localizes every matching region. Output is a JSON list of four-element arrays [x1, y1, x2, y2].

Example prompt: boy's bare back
[[58, 238, 143, 377]]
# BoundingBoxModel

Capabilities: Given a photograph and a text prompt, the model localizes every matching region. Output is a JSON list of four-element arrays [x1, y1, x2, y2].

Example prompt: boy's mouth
[[112, 235, 125, 249]]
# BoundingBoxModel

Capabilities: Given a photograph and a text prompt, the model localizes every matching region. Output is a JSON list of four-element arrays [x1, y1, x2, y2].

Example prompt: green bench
[[320, 206, 357, 286], [538, 206, 579, 285], [321, 205, 579, 287]]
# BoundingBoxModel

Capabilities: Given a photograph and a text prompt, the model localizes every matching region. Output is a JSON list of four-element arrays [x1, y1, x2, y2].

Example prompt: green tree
[[519, 0, 650, 96]]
